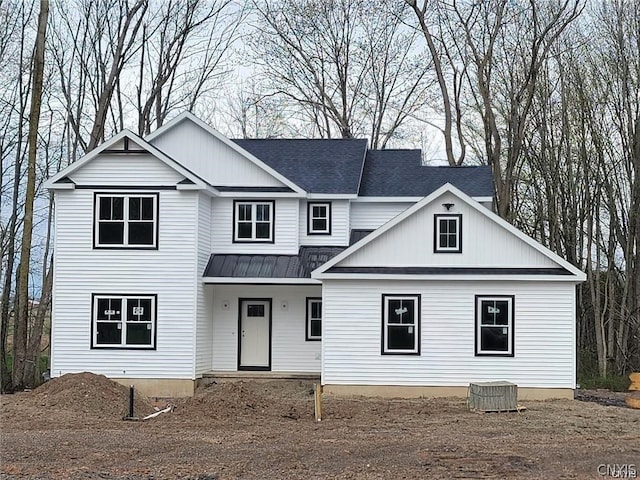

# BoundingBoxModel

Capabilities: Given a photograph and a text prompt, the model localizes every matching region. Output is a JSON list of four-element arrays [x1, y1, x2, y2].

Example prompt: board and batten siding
[[211, 198, 299, 255], [211, 285, 322, 372], [195, 193, 214, 376], [50, 189, 199, 380], [69, 153, 184, 186], [349, 202, 413, 230], [321, 280, 576, 388], [149, 120, 286, 187], [299, 200, 349, 246], [341, 192, 557, 268]]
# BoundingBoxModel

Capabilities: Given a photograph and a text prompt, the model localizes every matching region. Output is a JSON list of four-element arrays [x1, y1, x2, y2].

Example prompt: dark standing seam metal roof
[[358, 150, 494, 197], [231, 139, 368, 194], [203, 246, 346, 279]]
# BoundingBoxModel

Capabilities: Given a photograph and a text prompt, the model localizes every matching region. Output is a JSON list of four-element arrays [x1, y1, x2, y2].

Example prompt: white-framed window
[[434, 214, 462, 253], [233, 200, 274, 242], [306, 298, 322, 341], [307, 202, 331, 235], [382, 294, 420, 354], [94, 193, 158, 248], [92, 294, 156, 349], [475, 295, 514, 356]]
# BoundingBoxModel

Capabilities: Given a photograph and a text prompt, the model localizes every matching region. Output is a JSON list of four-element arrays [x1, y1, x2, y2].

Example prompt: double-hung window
[[307, 202, 331, 235], [234, 200, 274, 242], [92, 294, 156, 349], [95, 193, 158, 248], [382, 294, 420, 354], [306, 298, 322, 341], [475, 295, 514, 356], [434, 214, 462, 253]]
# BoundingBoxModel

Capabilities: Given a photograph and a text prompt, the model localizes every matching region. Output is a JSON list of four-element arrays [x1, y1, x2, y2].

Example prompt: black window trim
[[305, 297, 322, 341], [433, 213, 462, 253], [307, 201, 332, 235], [474, 294, 515, 357], [93, 192, 159, 250], [381, 294, 421, 355], [232, 200, 276, 243], [91, 293, 158, 350]]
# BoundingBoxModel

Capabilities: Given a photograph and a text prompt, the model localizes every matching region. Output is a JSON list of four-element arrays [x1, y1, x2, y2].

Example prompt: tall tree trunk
[[12, 0, 49, 390]]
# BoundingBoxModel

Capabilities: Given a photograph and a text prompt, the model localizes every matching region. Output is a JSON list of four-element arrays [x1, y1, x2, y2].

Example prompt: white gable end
[[70, 152, 184, 186], [148, 118, 287, 188], [333, 189, 574, 273]]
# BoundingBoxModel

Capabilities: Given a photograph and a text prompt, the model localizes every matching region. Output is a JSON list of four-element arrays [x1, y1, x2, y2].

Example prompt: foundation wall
[[322, 384, 574, 400], [112, 378, 196, 398]]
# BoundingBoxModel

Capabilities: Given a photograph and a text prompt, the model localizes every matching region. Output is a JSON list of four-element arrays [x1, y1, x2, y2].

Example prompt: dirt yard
[[1, 373, 639, 479]]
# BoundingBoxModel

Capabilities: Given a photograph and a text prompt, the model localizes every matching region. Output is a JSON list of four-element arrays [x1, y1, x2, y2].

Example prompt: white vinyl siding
[[195, 194, 214, 376], [212, 198, 298, 254], [341, 192, 558, 268], [321, 280, 576, 389], [148, 119, 287, 187], [299, 200, 349, 246], [70, 153, 183, 185], [50, 189, 198, 380], [211, 285, 322, 373], [350, 202, 413, 230]]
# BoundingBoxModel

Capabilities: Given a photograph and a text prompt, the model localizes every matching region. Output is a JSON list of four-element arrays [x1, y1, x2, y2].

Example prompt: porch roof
[[203, 246, 345, 282]]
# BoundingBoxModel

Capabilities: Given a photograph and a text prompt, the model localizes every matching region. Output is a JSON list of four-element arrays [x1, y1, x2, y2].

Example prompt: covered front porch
[[205, 284, 323, 374]]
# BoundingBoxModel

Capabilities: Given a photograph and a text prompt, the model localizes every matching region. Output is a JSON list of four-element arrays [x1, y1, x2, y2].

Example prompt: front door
[[239, 299, 271, 370]]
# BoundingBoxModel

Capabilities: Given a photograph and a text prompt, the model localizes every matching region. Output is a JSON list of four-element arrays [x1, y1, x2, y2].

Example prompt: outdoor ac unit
[[468, 381, 518, 412]]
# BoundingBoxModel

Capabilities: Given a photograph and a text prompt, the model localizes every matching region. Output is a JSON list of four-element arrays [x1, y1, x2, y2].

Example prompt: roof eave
[[312, 273, 585, 282], [203, 277, 320, 285]]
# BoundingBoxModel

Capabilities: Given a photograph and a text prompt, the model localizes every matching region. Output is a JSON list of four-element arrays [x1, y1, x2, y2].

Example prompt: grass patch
[[578, 374, 630, 392]]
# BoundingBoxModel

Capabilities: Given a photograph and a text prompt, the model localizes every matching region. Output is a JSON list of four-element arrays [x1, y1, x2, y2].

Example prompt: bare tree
[[12, 0, 48, 389], [135, 0, 241, 135], [250, 0, 432, 146]]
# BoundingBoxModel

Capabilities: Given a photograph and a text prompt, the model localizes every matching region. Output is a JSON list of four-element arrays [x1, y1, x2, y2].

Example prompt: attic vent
[[468, 381, 517, 412]]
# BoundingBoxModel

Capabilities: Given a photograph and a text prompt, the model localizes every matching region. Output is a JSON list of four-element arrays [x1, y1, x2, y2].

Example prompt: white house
[[45, 112, 585, 398]]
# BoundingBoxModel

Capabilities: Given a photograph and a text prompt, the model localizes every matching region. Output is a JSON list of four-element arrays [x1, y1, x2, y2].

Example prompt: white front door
[[239, 299, 271, 370]]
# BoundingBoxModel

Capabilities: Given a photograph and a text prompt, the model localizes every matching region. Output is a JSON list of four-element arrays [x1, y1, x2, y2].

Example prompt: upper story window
[[94, 193, 158, 249], [233, 200, 274, 243], [434, 214, 462, 253], [382, 294, 420, 355], [307, 202, 331, 235], [475, 295, 514, 356], [306, 298, 322, 341], [92, 294, 156, 349]]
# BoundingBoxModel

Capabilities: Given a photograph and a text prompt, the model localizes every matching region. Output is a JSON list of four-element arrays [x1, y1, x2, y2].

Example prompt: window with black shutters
[[95, 193, 158, 248], [382, 294, 420, 354], [92, 294, 156, 348]]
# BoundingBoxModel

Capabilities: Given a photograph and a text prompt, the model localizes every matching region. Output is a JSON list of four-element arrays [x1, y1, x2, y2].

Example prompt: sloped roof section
[[203, 246, 345, 279], [232, 139, 368, 195], [359, 150, 493, 197]]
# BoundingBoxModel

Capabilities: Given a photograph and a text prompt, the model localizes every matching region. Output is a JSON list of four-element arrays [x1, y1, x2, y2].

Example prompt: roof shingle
[[358, 150, 494, 197], [232, 138, 367, 195]]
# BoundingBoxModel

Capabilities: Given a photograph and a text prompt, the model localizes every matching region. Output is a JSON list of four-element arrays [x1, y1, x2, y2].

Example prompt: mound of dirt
[[175, 380, 315, 420], [29, 372, 155, 419]]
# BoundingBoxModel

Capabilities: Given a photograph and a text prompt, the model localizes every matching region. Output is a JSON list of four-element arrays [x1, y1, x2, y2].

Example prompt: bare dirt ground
[[1, 373, 639, 480]]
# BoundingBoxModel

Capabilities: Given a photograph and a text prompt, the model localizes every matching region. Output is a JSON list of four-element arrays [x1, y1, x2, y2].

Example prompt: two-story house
[[45, 112, 585, 398]]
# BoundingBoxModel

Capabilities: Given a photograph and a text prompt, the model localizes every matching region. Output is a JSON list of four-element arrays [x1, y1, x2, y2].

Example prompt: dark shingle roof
[[203, 246, 345, 279], [359, 150, 494, 197], [232, 139, 367, 194]]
